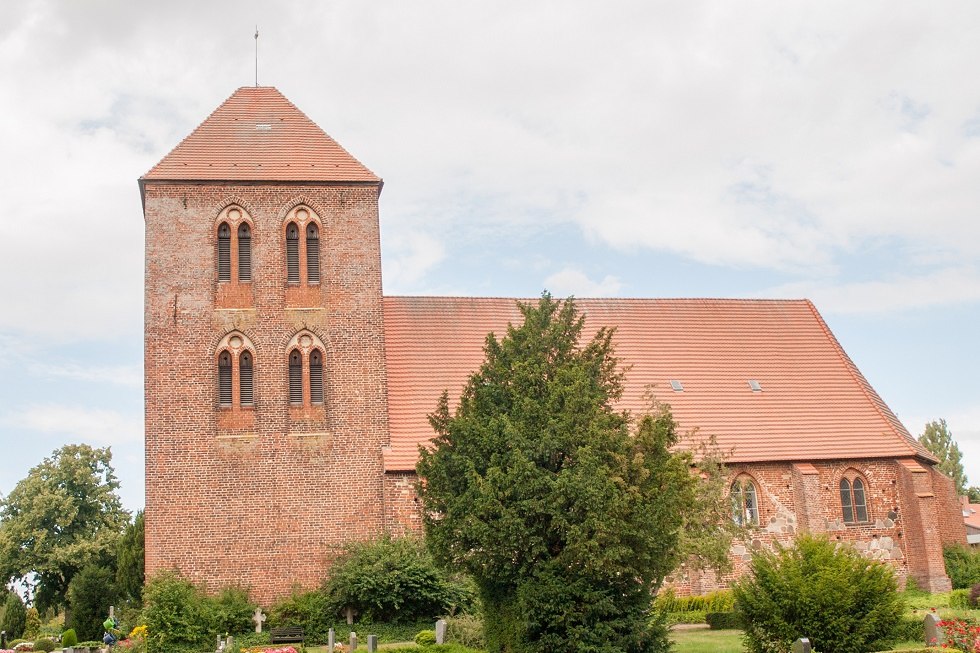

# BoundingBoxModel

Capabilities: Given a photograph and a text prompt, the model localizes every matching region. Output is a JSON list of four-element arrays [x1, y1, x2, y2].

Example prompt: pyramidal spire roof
[[142, 87, 380, 183]]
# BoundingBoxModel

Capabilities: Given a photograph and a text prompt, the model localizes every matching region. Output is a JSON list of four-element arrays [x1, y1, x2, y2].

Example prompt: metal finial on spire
[[254, 26, 259, 87]]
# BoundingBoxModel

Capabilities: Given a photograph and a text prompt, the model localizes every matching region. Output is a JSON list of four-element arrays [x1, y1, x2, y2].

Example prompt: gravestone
[[252, 607, 267, 633], [1, 630, 6, 649], [792, 638, 811, 653], [345, 606, 355, 625], [217, 634, 224, 652], [924, 613, 942, 647], [350, 631, 358, 651], [368, 634, 378, 652], [328, 627, 335, 652], [436, 619, 447, 644]]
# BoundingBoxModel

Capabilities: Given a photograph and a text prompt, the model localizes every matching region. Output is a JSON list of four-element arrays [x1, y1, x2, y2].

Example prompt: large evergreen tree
[[116, 511, 145, 606], [919, 419, 967, 494], [417, 294, 731, 653], [0, 444, 129, 612]]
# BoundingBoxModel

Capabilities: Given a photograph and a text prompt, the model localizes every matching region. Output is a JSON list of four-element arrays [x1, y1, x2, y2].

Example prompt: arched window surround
[[215, 205, 254, 286], [731, 475, 760, 527], [283, 205, 322, 286], [215, 331, 257, 409], [839, 470, 871, 525], [285, 330, 327, 408]]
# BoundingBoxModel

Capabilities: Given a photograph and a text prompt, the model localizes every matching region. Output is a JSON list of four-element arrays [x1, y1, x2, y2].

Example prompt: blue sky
[[0, 1, 978, 513]]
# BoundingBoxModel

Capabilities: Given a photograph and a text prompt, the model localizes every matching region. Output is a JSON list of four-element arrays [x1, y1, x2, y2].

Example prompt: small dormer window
[[669, 380, 683, 392]]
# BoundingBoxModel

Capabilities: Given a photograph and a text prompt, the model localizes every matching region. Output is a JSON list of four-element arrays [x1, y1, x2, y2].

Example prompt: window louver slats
[[289, 352, 303, 404], [286, 224, 300, 283], [218, 354, 232, 406], [310, 351, 323, 404], [306, 224, 320, 283], [238, 224, 251, 282], [217, 225, 231, 282], [240, 352, 253, 406]]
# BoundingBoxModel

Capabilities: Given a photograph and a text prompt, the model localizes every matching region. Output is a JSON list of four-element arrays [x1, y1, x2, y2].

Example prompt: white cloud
[[28, 361, 143, 387], [759, 266, 980, 314], [1, 404, 143, 448], [544, 267, 622, 298], [383, 232, 446, 290]]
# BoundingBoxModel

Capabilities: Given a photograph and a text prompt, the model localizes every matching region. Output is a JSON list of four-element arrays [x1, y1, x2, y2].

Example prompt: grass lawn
[[672, 628, 744, 653]]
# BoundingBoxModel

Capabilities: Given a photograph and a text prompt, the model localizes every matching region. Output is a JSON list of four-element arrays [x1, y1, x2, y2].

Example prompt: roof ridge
[[384, 295, 813, 303], [803, 300, 936, 463]]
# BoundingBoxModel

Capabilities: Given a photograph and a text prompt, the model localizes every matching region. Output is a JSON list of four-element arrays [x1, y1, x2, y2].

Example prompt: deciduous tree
[[417, 294, 733, 653], [0, 444, 129, 612], [919, 419, 967, 494]]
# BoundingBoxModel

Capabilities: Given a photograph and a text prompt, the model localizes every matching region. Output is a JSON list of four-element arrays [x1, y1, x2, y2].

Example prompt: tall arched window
[[286, 223, 300, 283], [306, 223, 320, 283], [239, 351, 253, 406], [288, 349, 303, 404], [217, 222, 231, 282], [731, 477, 759, 526], [309, 349, 324, 404], [218, 351, 233, 407], [840, 476, 869, 524], [237, 223, 252, 282]]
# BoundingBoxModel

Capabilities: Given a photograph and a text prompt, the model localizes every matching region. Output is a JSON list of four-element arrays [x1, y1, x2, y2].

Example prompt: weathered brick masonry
[[143, 86, 965, 605]]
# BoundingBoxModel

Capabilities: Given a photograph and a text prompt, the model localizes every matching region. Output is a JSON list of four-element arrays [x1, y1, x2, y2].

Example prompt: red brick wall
[[144, 181, 389, 606]]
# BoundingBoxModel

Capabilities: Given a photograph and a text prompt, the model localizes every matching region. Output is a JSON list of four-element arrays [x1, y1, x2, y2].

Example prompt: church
[[141, 86, 965, 605]]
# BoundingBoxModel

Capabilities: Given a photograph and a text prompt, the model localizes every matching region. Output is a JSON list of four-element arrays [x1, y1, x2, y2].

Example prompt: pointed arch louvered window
[[237, 223, 252, 282], [218, 351, 232, 407], [309, 349, 323, 404], [306, 223, 320, 283], [288, 349, 303, 404], [286, 223, 300, 283], [217, 223, 231, 282], [239, 350, 253, 406]]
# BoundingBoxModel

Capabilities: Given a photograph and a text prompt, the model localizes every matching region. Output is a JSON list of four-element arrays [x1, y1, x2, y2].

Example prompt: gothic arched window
[[840, 475, 869, 524], [731, 477, 759, 526], [309, 349, 324, 404], [217, 222, 232, 282], [306, 222, 320, 283], [239, 350, 254, 406], [288, 349, 303, 404], [286, 223, 300, 283], [218, 351, 233, 407], [237, 223, 252, 282]]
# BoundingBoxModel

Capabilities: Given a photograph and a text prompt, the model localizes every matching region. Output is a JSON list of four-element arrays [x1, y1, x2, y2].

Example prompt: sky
[[0, 1, 978, 513]]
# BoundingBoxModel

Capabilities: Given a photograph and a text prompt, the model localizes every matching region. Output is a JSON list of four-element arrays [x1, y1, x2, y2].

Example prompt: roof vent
[[669, 380, 684, 392], [255, 123, 272, 130], [748, 379, 762, 392]]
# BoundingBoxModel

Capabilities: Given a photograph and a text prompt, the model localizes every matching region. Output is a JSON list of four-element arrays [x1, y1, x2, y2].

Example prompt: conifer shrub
[[949, 589, 971, 609], [445, 614, 485, 650], [0, 591, 27, 640], [32, 638, 56, 652], [61, 628, 78, 647], [733, 535, 903, 653], [66, 563, 119, 641], [705, 612, 742, 630], [415, 630, 437, 646]]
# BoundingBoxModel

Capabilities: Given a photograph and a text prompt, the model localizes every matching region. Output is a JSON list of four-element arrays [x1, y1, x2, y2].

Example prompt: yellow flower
[[129, 625, 148, 640]]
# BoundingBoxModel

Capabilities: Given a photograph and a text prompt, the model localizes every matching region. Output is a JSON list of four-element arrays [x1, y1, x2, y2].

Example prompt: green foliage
[[919, 419, 967, 494], [67, 563, 119, 641], [116, 511, 145, 607], [33, 637, 56, 652], [417, 294, 731, 653], [945, 545, 980, 589], [140, 571, 210, 653], [967, 487, 980, 504], [268, 589, 332, 643], [654, 588, 734, 613], [663, 611, 707, 626], [23, 607, 40, 640], [733, 535, 904, 653], [705, 612, 742, 630], [445, 614, 485, 650], [323, 536, 474, 623], [0, 444, 129, 612], [891, 615, 924, 643], [61, 628, 78, 647], [1, 590, 26, 639], [205, 586, 255, 636], [416, 629, 437, 646], [950, 589, 971, 609]]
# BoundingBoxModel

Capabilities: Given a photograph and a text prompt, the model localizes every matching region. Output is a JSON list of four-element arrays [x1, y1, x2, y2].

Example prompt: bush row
[[653, 588, 733, 613]]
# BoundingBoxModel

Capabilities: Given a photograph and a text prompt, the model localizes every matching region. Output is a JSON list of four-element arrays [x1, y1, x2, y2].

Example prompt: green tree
[[919, 419, 967, 494], [734, 535, 903, 653], [116, 511, 145, 606], [66, 563, 119, 641], [0, 590, 26, 640], [0, 444, 129, 612], [417, 294, 732, 653], [967, 487, 980, 504]]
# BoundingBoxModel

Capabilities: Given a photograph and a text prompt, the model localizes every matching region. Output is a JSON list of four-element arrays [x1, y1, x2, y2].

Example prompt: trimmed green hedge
[[706, 612, 742, 630], [654, 588, 734, 613]]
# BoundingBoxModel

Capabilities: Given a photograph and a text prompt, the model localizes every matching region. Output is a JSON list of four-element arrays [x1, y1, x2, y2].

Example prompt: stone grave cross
[[252, 607, 267, 633]]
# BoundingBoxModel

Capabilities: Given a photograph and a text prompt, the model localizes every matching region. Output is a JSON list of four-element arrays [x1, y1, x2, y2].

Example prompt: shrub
[[205, 586, 255, 636], [323, 536, 474, 623], [970, 584, 980, 608], [416, 630, 437, 646], [445, 614, 485, 650], [705, 612, 742, 630], [67, 563, 119, 641], [32, 638, 55, 652], [1, 591, 27, 640], [891, 616, 923, 643], [950, 589, 971, 609], [654, 588, 734, 613], [944, 545, 980, 589], [23, 608, 40, 640], [61, 628, 78, 647], [733, 535, 904, 653], [268, 589, 332, 644], [140, 571, 211, 653], [662, 610, 707, 625]]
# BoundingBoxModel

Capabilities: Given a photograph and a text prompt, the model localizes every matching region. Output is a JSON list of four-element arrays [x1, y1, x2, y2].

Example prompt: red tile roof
[[382, 296, 935, 471], [141, 87, 380, 183]]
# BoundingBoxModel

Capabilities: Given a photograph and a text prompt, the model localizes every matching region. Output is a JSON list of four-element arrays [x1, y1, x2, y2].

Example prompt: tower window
[[309, 349, 324, 404], [217, 222, 231, 282], [306, 223, 320, 283], [238, 223, 252, 282], [731, 477, 759, 526], [288, 349, 303, 404], [286, 223, 300, 283], [239, 350, 253, 406], [218, 351, 232, 407]]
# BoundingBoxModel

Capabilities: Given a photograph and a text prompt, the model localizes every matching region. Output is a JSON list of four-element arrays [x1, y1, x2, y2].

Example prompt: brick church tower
[[140, 87, 388, 603]]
